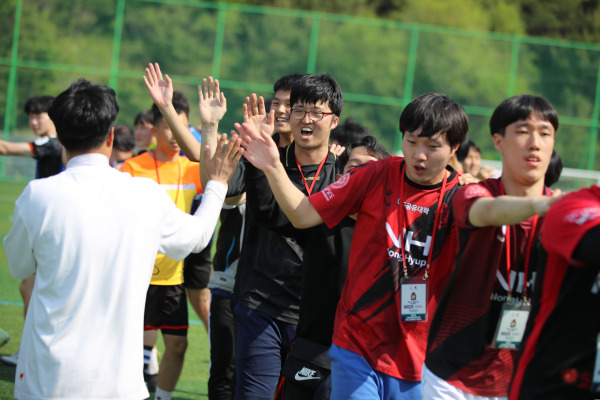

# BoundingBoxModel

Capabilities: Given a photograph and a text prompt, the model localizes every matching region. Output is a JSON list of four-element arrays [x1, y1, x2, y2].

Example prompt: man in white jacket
[[3, 78, 243, 400]]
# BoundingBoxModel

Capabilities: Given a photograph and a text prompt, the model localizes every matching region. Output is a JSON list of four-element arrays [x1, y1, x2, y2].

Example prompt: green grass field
[[0, 180, 210, 399]]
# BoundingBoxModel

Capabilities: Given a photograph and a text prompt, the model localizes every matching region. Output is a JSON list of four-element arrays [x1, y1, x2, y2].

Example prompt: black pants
[[208, 293, 236, 400]]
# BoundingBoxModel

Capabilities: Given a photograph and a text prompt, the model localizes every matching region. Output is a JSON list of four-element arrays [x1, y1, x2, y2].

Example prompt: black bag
[[280, 337, 331, 390]]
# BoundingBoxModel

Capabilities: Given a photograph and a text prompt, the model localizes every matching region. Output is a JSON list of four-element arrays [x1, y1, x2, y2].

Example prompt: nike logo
[[295, 366, 319, 381]]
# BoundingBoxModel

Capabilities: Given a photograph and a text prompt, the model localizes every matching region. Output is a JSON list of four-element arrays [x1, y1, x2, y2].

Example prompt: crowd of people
[[1, 62, 599, 400]]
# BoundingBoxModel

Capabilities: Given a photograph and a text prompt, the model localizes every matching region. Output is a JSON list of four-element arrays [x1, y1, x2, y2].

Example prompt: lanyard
[[398, 163, 448, 279], [153, 151, 182, 205], [500, 181, 540, 302], [295, 154, 328, 196]]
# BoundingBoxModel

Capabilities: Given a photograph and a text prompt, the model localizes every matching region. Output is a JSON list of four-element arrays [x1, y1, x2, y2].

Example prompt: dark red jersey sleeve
[[542, 186, 600, 266], [452, 182, 493, 229], [309, 162, 375, 229]]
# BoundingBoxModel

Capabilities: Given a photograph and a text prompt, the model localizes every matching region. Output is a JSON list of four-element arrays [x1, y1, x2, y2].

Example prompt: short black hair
[[113, 124, 135, 152], [290, 74, 343, 117], [544, 150, 563, 187], [399, 92, 468, 148], [338, 135, 390, 171], [331, 118, 371, 147], [151, 91, 189, 126], [24, 95, 54, 115], [49, 79, 119, 153], [455, 139, 480, 163], [490, 94, 559, 136], [273, 73, 304, 94], [264, 97, 273, 113], [134, 109, 153, 126]]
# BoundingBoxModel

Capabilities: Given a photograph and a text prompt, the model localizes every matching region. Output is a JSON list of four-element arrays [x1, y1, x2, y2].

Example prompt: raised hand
[[329, 143, 346, 157], [243, 93, 274, 138], [143, 63, 172, 109], [235, 121, 279, 172], [458, 172, 479, 185], [198, 76, 227, 125], [204, 133, 244, 184]]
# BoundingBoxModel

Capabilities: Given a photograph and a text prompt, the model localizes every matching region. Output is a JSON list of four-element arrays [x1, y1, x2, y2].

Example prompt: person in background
[[122, 90, 202, 400], [544, 150, 563, 187], [110, 124, 135, 169], [134, 109, 155, 155], [0, 95, 64, 368]]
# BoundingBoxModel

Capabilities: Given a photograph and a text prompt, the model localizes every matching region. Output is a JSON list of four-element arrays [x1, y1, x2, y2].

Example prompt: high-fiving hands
[[205, 133, 244, 184], [243, 93, 274, 139], [234, 121, 280, 173]]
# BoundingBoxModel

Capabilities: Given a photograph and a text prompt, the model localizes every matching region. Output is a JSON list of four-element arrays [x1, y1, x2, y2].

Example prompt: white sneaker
[[0, 328, 9, 348], [1, 350, 19, 367]]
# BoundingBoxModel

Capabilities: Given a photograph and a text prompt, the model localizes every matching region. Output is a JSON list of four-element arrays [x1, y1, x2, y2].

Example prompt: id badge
[[400, 276, 428, 322], [491, 300, 530, 350], [591, 333, 600, 393]]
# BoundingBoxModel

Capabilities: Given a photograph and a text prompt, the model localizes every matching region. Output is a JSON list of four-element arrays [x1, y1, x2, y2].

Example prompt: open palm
[[243, 93, 274, 138], [198, 76, 227, 124], [235, 122, 279, 171], [143, 63, 172, 108]]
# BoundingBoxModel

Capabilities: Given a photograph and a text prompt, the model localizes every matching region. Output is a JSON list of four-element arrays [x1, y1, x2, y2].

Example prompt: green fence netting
[[1, 0, 599, 185]]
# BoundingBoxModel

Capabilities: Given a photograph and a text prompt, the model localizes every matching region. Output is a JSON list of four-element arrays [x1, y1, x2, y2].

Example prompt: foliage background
[[1, 0, 600, 183]]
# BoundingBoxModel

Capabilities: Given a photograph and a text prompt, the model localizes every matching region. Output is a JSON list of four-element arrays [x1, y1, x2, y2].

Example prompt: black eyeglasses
[[290, 109, 334, 121]]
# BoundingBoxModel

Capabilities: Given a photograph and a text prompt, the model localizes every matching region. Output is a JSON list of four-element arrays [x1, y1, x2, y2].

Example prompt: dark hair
[[290, 74, 343, 117], [113, 124, 135, 152], [331, 118, 371, 147], [24, 95, 54, 114], [151, 91, 189, 126], [338, 135, 390, 170], [399, 92, 468, 148], [489, 94, 559, 136], [264, 97, 273, 113], [544, 150, 563, 187], [273, 73, 304, 94], [134, 109, 153, 126], [455, 139, 480, 163], [49, 78, 119, 153]]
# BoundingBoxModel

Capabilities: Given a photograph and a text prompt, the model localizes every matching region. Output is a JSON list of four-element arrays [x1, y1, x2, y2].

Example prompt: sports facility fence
[[2, 0, 600, 189]]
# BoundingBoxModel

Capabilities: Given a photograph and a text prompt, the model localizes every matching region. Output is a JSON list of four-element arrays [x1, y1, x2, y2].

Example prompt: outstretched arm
[[198, 76, 227, 188], [0, 140, 33, 156], [236, 122, 323, 229], [144, 63, 201, 161], [468, 190, 563, 227]]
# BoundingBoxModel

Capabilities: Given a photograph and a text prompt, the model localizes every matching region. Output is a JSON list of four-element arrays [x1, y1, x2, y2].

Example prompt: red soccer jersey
[[425, 178, 551, 397], [309, 156, 459, 381], [510, 186, 600, 400]]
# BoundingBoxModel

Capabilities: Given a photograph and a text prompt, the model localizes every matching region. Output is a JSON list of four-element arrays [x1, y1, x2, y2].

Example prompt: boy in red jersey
[[509, 186, 600, 400], [423, 95, 562, 400], [236, 92, 468, 399]]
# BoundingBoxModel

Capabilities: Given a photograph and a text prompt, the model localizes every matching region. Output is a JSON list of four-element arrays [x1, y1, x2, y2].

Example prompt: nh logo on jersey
[[386, 223, 432, 256], [295, 367, 319, 381]]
